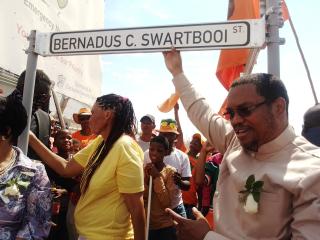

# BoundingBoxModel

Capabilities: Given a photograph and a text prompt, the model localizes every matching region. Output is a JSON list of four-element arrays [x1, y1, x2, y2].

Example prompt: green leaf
[[252, 181, 264, 192], [252, 192, 260, 202], [245, 175, 255, 190], [7, 179, 14, 186]]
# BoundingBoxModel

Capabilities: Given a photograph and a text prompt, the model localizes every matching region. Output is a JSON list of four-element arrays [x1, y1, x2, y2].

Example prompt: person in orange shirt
[[182, 133, 203, 219], [72, 108, 96, 149]]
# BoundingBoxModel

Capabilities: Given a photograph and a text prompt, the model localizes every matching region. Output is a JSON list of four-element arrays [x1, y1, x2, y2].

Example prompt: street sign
[[35, 18, 265, 56]]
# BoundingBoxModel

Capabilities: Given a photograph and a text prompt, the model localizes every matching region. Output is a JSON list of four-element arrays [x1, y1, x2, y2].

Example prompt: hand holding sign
[[163, 48, 183, 77]]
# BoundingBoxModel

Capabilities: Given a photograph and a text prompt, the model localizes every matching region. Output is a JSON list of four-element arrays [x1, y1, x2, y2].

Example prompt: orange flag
[[157, 93, 180, 113], [281, 0, 290, 21], [216, 0, 260, 91]]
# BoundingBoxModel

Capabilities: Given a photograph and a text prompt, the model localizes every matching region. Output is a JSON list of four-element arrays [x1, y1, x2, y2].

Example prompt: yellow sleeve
[[73, 136, 103, 167], [116, 137, 144, 193]]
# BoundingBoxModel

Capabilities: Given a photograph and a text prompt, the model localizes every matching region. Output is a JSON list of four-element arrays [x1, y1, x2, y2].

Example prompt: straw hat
[[73, 108, 91, 124]]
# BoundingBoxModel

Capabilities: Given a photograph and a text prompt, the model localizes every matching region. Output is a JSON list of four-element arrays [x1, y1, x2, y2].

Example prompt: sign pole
[[146, 176, 152, 240], [267, 0, 282, 77], [52, 89, 67, 129], [18, 30, 39, 154]]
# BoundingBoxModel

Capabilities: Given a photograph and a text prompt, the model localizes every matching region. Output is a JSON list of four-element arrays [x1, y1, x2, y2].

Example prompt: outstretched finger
[[165, 208, 187, 224]]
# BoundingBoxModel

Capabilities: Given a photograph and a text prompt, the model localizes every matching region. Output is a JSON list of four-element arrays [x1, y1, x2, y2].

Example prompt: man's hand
[[166, 207, 211, 240], [163, 48, 183, 77]]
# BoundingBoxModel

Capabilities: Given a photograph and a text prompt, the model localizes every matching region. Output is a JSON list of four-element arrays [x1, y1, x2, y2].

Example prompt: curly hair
[[0, 91, 27, 143], [230, 73, 289, 114], [80, 94, 137, 194], [150, 135, 170, 151]]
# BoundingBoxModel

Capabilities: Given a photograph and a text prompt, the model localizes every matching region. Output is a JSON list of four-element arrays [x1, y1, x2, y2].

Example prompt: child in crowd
[[49, 129, 78, 240], [144, 135, 178, 240]]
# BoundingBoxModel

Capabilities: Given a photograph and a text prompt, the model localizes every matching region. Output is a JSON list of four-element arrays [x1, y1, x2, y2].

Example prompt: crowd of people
[[0, 48, 320, 240]]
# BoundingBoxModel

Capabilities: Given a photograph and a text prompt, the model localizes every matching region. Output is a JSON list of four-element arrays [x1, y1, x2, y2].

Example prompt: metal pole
[[52, 89, 66, 129], [267, 0, 282, 77], [146, 176, 152, 240], [18, 30, 39, 154]]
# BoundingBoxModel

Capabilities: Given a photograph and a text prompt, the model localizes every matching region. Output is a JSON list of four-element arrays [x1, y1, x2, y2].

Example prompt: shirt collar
[[13, 147, 38, 171], [246, 125, 296, 156]]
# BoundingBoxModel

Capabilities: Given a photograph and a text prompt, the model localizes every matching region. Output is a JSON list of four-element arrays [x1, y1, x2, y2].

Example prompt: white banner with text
[[0, 0, 103, 105]]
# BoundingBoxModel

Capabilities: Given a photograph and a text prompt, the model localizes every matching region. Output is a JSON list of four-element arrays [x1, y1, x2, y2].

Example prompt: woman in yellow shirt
[[29, 94, 146, 240]]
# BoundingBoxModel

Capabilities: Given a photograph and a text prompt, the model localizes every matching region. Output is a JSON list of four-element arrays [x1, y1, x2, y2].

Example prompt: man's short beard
[[242, 140, 259, 152]]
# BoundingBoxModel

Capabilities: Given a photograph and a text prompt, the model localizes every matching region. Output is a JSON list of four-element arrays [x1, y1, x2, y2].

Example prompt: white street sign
[[35, 18, 265, 56]]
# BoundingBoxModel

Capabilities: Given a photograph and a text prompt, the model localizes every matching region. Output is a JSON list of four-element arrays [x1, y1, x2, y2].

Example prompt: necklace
[[0, 149, 16, 176]]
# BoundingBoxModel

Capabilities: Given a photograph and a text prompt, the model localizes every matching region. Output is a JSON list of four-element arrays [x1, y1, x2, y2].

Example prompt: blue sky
[[102, 0, 320, 140]]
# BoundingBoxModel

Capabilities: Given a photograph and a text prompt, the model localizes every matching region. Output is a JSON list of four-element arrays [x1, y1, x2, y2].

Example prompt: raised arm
[[174, 103, 187, 152], [29, 131, 83, 177], [162, 49, 235, 154], [195, 142, 214, 186]]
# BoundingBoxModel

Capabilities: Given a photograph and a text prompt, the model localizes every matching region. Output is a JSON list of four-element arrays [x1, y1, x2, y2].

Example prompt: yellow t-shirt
[[73, 135, 144, 240]]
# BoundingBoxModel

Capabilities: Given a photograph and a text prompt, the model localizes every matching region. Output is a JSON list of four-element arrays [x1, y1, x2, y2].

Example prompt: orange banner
[[281, 0, 290, 21], [216, 0, 260, 91], [157, 93, 180, 113]]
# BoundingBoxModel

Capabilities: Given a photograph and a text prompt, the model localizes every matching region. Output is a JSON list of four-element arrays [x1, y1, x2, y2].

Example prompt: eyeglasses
[[223, 100, 268, 120]]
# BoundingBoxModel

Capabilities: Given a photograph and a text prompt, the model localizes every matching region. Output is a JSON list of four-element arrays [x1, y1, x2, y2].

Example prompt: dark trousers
[[184, 203, 196, 220], [149, 226, 177, 240]]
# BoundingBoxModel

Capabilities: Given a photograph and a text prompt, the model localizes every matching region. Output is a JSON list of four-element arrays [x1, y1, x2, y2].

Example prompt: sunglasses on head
[[223, 100, 268, 120]]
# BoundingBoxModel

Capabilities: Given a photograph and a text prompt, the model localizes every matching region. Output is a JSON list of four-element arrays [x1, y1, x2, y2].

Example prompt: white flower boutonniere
[[2, 176, 30, 199], [4, 183, 20, 197], [239, 175, 264, 214]]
